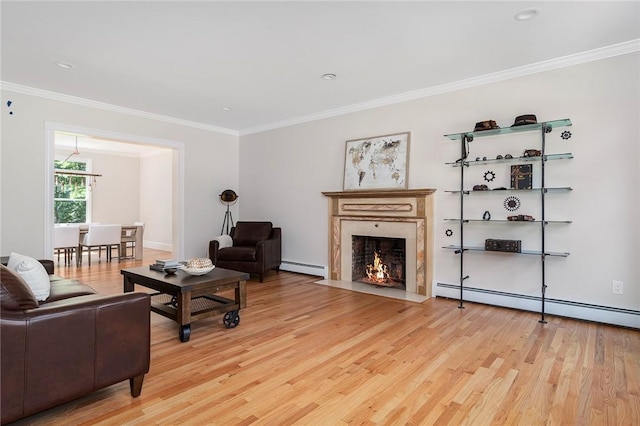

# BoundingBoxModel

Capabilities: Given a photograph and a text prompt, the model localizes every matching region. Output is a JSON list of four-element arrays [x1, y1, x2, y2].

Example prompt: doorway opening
[[44, 123, 185, 260]]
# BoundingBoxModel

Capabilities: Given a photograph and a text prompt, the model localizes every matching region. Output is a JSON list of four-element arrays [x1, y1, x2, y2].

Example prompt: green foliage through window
[[54, 160, 89, 223]]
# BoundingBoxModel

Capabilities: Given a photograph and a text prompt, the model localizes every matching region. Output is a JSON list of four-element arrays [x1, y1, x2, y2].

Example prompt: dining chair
[[53, 225, 80, 266], [79, 224, 122, 266], [121, 222, 145, 259]]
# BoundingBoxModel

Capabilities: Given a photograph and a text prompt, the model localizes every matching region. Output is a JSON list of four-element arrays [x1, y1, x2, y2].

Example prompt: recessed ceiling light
[[55, 61, 74, 69], [514, 9, 538, 21], [222, 106, 232, 111], [321, 73, 337, 80]]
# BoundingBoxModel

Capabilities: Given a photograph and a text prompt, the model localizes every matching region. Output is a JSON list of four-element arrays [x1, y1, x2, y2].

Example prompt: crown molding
[[239, 39, 640, 135], [0, 82, 239, 136]]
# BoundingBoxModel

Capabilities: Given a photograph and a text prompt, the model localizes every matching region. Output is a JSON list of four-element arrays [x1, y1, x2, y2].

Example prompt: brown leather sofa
[[0, 260, 150, 425], [209, 221, 281, 282]]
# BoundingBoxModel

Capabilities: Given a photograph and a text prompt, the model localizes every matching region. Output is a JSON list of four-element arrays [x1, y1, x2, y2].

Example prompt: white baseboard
[[143, 240, 172, 252], [281, 260, 327, 278], [435, 282, 640, 329]]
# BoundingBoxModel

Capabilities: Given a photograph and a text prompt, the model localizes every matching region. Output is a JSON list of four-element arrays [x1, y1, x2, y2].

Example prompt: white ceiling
[[2, 1, 639, 134]]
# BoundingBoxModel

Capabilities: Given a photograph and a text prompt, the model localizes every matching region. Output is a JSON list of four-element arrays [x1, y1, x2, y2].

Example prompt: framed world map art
[[343, 132, 410, 190]]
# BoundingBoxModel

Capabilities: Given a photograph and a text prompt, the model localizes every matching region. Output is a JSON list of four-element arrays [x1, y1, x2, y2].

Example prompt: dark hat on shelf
[[473, 120, 500, 132], [511, 114, 537, 127]]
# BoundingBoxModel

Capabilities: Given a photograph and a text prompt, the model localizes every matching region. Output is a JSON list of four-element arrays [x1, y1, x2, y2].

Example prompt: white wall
[[238, 53, 640, 326], [140, 150, 173, 250], [0, 90, 239, 260]]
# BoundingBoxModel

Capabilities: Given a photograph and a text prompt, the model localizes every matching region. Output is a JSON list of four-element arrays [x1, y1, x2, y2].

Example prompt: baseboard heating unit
[[436, 282, 639, 329], [281, 260, 327, 278]]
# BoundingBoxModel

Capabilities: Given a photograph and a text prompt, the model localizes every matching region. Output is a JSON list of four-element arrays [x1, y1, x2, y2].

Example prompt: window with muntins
[[54, 158, 92, 223]]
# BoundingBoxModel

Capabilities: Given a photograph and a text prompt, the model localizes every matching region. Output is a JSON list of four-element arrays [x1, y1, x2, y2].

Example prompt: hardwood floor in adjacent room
[[17, 249, 640, 425]]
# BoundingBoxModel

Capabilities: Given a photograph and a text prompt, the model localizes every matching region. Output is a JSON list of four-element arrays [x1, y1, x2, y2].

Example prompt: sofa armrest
[[1, 292, 150, 423], [208, 240, 220, 264], [39, 259, 54, 275], [255, 228, 282, 270]]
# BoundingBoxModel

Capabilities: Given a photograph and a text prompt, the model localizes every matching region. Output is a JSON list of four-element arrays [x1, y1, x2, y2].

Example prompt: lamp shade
[[220, 189, 238, 204]]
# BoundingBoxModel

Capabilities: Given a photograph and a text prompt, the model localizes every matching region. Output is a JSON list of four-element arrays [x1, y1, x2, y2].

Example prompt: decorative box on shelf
[[484, 239, 522, 253], [510, 164, 533, 189]]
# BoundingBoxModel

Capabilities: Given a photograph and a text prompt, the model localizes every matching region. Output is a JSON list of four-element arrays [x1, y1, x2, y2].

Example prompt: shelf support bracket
[[457, 134, 473, 309]]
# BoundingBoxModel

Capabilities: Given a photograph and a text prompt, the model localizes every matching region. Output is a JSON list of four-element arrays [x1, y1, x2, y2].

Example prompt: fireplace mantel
[[322, 189, 436, 297], [322, 189, 436, 198]]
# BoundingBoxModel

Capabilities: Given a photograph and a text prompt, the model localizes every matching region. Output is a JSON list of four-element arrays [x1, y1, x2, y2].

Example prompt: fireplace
[[322, 189, 436, 297], [341, 219, 418, 293], [352, 235, 406, 290]]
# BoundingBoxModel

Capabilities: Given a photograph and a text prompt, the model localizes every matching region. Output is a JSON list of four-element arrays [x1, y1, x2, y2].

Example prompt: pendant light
[[62, 136, 80, 163]]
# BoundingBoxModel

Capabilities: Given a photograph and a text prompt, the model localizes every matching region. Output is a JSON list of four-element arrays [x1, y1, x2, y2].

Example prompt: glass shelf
[[444, 118, 572, 141], [445, 187, 573, 194], [445, 153, 573, 167], [443, 219, 572, 224], [442, 245, 570, 257]]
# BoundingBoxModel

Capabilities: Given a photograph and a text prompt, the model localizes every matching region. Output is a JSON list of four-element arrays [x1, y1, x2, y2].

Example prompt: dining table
[[78, 224, 144, 260]]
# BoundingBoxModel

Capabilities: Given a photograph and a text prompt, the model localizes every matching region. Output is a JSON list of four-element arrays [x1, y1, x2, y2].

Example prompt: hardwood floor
[[15, 249, 640, 425]]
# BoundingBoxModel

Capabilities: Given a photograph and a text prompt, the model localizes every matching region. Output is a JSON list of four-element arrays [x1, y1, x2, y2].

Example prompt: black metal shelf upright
[[444, 119, 572, 323]]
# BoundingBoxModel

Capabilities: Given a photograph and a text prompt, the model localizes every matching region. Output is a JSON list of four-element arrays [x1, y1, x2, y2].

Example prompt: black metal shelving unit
[[443, 119, 573, 323]]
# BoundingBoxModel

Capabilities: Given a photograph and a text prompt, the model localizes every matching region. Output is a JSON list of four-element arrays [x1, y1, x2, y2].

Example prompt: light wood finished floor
[[16, 249, 640, 425]]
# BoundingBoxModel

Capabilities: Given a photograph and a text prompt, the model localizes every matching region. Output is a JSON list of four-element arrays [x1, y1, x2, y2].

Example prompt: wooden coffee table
[[122, 266, 249, 342]]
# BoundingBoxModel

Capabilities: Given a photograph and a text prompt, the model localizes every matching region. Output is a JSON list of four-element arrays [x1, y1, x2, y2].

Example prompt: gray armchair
[[209, 221, 281, 282]]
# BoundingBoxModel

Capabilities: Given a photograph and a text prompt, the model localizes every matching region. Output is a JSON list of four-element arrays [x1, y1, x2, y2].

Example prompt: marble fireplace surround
[[322, 189, 436, 298]]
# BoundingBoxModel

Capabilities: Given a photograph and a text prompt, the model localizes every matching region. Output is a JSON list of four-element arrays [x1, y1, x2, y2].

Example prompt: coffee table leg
[[176, 291, 192, 342], [179, 325, 191, 342], [123, 276, 134, 293], [237, 280, 247, 309]]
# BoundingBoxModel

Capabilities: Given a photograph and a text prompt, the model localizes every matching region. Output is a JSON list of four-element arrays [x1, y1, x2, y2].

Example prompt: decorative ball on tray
[[180, 258, 215, 275]]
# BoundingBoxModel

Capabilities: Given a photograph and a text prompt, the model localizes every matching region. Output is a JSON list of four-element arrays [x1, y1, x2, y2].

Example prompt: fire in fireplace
[[352, 235, 406, 290]]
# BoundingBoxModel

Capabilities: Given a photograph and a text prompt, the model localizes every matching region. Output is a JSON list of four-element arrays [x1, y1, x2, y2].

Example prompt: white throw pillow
[[7, 252, 51, 301]]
